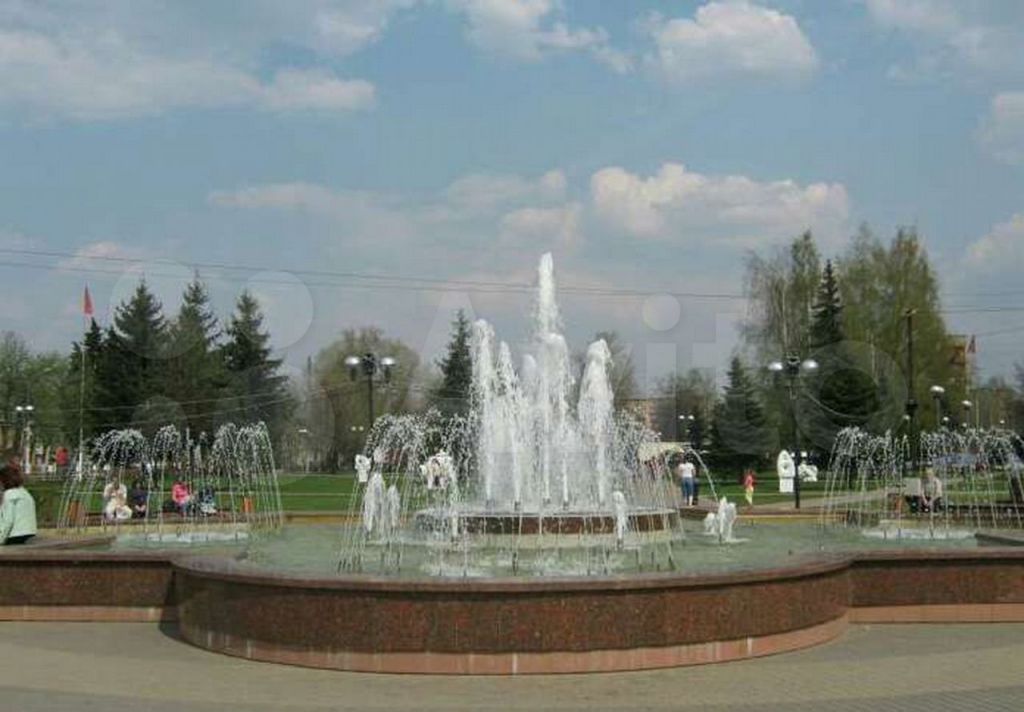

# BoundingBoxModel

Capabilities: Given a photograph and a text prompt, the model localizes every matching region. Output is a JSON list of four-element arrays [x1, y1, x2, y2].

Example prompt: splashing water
[[820, 426, 1024, 538], [337, 253, 697, 577], [57, 422, 283, 544]]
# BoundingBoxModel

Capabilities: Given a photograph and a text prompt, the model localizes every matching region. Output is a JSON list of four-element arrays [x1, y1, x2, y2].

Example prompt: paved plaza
[[0, 622, 1021, 711]]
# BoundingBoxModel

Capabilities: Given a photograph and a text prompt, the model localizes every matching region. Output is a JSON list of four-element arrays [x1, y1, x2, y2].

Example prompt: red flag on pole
[[83, 286, 94, 317]]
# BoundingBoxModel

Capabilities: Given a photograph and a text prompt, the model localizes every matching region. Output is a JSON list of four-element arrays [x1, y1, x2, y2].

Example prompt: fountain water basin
[[336, 253, 690, 577]]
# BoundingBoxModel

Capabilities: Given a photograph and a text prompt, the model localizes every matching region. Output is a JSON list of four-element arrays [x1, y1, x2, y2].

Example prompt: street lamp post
[[768, 357, 818, 510], [961, 400, 973, 430], [677, 414, 695, 445], [929, 385, 945, 430], [345, 353, 396, 431], [14, 404, 35, 472]]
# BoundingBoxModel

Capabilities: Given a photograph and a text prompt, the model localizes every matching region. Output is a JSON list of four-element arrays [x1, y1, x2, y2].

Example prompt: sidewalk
[[1, 622, 1022, 711]]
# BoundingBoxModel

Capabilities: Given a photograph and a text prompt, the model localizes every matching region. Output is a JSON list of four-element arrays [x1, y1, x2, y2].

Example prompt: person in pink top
[[171, 479, 192, 516]]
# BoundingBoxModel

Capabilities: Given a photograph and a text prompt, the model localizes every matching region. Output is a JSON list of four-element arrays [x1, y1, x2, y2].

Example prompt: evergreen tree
[[803, 261, 879, 451], [62, 319, 106, 439], [810, 260, 843, 349], [710, 357, 773, 472], [99, 281, 168, 429], [164, 275, 225, 437], [222, 291, 290, 437], [434, 310, 473, 415]]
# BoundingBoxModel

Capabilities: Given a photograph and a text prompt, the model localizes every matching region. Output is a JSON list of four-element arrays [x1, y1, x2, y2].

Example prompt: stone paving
[[1, 622, 1022, 710]]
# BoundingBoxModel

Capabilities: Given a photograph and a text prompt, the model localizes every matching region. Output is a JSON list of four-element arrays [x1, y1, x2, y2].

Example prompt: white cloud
[[304, 1, 419, 56], [979, 92, 1024, 165], [446, 0, 631, 70], [260, 68, 375, 112], [0, 4, 384, 120], [55, 241, 145, 272], [865, 0, 1024, 79], [214, 163, 851, 253], [966, 213, 1024, 268], [646, 1, 818, 84], [499, 203, 582, 247], [590, 163, 849, 246], [210, 169, 568, 225], [207, 183, 413, 244], [444, 169, 566, 212], [209, 171, 575, 252]]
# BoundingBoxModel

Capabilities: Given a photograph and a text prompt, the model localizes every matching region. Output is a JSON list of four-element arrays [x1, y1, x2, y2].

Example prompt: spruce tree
[[810, 261, 843, 349], [100, 280, 168, 429], [434, 310, 473, 415], [164, 275, 224, 437], [804, 261, 879, 450], [710, 357, 773, 473], [222, 291, 289, 436]]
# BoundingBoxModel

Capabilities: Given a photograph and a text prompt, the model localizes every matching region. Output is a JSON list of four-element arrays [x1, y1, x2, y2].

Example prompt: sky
[[1, 0, 1022, 393]]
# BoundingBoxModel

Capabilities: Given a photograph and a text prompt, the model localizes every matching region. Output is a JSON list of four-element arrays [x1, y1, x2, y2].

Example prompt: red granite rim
[[173, 552, 852, 593], [175, 615, 850, 674]]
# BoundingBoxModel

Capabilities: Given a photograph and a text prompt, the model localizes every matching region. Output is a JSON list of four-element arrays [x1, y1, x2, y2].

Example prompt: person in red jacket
[[743, 469, 757, 508]]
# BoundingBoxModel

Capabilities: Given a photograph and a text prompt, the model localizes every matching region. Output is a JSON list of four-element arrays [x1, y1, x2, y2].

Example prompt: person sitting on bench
[[197, 486, 218, 516], [903, 477, 923, 513], [172, 479, 193, 516], [0, 460, 37, 545], [102, 478, 132, 521], [129, 479, 148, 519]]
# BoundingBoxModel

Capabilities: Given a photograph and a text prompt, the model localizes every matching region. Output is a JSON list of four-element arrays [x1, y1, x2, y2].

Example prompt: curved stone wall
[[3, 545, 1023, 673], [173, 556, 851, 673]]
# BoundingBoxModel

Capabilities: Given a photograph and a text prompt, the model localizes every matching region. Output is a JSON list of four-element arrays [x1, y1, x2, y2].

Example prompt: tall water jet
[[579, 339, 614, 506], [338, 253, 692, 577]]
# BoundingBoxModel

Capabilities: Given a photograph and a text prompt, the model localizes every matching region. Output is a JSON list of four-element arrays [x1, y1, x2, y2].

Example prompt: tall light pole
[[14, 404, 34, 472], [961, 400, 973, 430], [677, 414, 694, 444], [904, 309, 919, 476], [929, 385, 945, 430], [768, 356, 819, 510], [345, 353, 396, 432]]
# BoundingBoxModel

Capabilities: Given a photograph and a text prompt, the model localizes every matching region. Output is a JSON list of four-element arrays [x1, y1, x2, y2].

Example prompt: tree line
[[667, 226, 1009, 474], [3, 224, 1022, 474]]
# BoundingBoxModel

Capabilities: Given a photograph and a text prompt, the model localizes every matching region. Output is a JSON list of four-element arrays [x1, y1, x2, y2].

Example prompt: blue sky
[[1, 0, 1022, 390]]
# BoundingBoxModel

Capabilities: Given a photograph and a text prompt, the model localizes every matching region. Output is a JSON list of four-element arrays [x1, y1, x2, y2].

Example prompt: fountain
[[7, 256, 1024, 674], [57, 422, 283, 544], [336, 253, 690, 576], [820, 426, 1024, 537]]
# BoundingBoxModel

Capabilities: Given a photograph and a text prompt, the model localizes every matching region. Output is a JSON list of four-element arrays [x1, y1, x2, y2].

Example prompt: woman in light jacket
[[0, 461, 37, 545]]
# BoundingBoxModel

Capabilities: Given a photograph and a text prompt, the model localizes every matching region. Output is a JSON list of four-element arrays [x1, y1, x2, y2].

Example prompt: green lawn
[[277, 473, 360, 511], [26, 470, 828, 524]]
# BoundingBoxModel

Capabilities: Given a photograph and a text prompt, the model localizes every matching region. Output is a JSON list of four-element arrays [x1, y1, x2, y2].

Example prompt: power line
[[0, 248, 749, 301], [5, 247, 1023, 315]]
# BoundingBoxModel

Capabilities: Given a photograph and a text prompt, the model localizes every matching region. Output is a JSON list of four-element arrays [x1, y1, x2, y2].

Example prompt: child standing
[[743, 469, 757, 508]]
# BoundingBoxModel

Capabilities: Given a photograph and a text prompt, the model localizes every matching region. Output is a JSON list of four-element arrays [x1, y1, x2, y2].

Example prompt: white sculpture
[[798, 462, 818, 483], [355, 454, 371, 484], [703, 497, 738, 543], [777, 450, 795, 493], [611, 490, 627, 548], [362, 470, 385, 535], [102, 481, 132, 521]]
